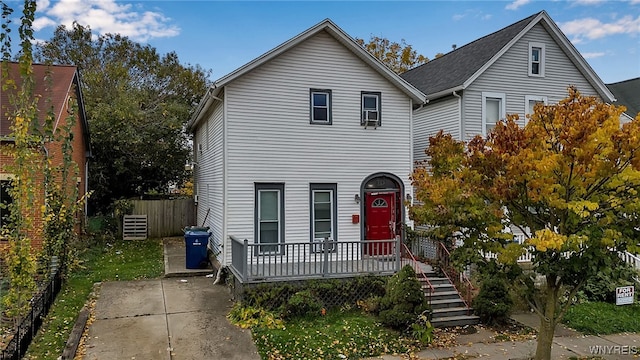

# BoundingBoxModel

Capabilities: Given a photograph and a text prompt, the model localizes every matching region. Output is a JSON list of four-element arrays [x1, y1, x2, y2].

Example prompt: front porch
[[229, 236, 407, 283]]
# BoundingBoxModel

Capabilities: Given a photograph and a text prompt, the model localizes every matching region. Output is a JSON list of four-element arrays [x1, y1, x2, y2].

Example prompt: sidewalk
[[80, 238, 260, 360], [369, 312, 640, 360]]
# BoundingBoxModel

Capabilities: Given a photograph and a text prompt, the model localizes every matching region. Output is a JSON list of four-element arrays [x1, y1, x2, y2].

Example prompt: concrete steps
[[416, 268, 479, 328]]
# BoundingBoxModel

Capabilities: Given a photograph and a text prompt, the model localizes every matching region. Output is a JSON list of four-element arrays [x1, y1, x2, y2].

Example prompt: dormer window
[[361, 91, 381, 127], [529, 42, 545, 77]]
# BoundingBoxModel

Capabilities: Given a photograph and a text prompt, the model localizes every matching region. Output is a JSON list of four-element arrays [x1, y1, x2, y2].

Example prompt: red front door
[[365, 192, 396, 255]]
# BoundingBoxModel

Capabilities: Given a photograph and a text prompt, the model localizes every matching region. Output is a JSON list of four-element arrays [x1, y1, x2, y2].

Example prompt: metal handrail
[[436, 241, 475, 313], [400, 243, 434, 307]]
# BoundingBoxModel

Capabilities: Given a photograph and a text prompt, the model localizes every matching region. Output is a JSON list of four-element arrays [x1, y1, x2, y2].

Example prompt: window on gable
[[524, 95, 548, 125], [310, 89, 332, 124], [482, 92, 506, 136], [529, 42, 545, 77], [361, 92, 381, 127], [255, 183, 284, 254]]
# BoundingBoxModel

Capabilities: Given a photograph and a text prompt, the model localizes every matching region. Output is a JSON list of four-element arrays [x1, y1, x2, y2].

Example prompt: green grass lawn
[[252, 310, 419, 360], [563, 301, 640, 335], [24, 238, 164, 359]]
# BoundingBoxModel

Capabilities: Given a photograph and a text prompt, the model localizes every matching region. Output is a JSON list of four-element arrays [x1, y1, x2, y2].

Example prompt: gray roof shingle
[[607, 78, 640, 119], [400, 12, 540, 97]]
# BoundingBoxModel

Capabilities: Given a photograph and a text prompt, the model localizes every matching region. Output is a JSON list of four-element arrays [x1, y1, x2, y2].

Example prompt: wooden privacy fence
[[130, 199, 195, 238]]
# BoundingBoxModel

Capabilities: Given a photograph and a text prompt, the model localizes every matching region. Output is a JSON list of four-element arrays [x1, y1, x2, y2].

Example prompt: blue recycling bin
[[184, 229, 211, 269]]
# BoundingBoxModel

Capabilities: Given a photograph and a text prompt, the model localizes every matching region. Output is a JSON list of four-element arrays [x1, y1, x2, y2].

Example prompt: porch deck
[[229, 236, 409, 283]]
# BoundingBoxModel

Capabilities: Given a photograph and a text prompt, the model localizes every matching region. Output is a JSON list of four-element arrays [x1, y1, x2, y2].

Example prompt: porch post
[[242, 239, 248, 282], [323, 237, 329, 277], [395, 236, 401, 272]]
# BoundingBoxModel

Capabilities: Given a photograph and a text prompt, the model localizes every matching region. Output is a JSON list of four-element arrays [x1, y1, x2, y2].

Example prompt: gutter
[[187, 85, 216, 132], [426, 85, 464, 101]]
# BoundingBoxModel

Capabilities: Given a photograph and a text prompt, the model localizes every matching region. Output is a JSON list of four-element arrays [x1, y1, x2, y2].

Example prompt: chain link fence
[[230, 274, 388, 312]]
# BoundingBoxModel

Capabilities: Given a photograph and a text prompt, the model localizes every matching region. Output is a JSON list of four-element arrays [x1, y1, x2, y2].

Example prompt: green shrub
[[378, 265, 429, 330], [410, 311, 434, 345], [282, 289, 323, 319], [578, 258, 637, 303], [227, 302, 285, 330], [473, 277, 513, 325]]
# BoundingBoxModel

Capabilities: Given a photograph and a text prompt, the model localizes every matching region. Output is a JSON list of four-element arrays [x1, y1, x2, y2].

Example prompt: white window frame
[[481, 92, 506, 137], [310, 89, 332, 124], [524, 95, 548, 125], [528, 42, 545, 77], [361, 92, 381, 126], [312, 189, 334, 240], [255, 184, 284, 255]]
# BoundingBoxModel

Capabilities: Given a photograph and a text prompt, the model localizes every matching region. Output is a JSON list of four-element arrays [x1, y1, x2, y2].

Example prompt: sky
[[19, 0, 640, 84]]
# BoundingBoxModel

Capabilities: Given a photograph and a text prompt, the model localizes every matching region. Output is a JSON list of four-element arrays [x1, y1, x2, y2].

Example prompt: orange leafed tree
[[410, 87, 640, 360]]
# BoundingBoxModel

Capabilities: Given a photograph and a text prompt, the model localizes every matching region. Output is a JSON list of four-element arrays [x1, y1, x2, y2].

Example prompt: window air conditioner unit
[[197, 143, 203, 154], [362, 110, 379, 129], [194, 194, 199, 204]]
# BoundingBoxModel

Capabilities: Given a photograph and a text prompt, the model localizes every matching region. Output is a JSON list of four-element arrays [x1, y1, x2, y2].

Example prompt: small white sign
[[616, 286, 635, 306]]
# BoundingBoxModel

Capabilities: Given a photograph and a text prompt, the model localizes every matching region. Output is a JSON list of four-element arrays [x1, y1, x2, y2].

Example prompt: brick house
[[0, 62, 91, 249]]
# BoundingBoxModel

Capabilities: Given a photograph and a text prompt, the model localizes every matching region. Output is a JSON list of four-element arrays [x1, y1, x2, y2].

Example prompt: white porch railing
[[229, 236, 403, 283]]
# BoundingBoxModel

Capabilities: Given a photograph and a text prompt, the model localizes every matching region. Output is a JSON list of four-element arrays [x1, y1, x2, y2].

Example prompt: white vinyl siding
[[222, 30, 412, 260], [413, 97, 460, 164], [194, 95, 224, 255], [462, 23, 601, 140]]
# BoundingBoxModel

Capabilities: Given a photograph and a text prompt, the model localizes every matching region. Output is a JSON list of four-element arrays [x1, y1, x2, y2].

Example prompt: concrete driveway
[[82, 277, 260, 360]]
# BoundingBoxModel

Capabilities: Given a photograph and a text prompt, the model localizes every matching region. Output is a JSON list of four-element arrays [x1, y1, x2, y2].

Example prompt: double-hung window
[[310, 184, 337, 252], [310, 89, 332, 124], [361, 91, 381, 126], [482, 92, 506, 136], [524, 95, 548, 125], [255, 183, 284, 254], [529, 42, 545, 77]]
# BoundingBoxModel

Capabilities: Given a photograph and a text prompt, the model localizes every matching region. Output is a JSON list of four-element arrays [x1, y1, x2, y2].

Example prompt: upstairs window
[[529, 42, 545, 77], [361, 92, 381, 127], [482, 92, 506, 136], [310, 89, 332, 124]]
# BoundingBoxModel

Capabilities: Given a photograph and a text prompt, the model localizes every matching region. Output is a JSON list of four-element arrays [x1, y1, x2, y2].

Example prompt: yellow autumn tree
[[411, 87, 640, 360], [356, 36, 428, 74]]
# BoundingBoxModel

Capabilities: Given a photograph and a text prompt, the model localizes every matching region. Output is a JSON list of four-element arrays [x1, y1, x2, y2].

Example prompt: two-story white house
[[400, 10, 616, 166], [187, 19, 426, 283]]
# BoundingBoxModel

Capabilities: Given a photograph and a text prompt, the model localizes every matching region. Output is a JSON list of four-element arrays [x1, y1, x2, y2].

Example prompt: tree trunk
[[535, 284, 558, 360]]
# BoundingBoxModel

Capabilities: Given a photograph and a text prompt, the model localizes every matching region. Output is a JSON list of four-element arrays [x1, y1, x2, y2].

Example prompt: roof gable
[[188, 19, 426, 130], [401, 11, 614, 102], [401, 13, 537, 98], [1, 62, 91, 154]]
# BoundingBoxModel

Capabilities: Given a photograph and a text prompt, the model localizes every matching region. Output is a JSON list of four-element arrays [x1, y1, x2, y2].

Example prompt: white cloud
[[452, 9, 493, 21], [35, 0, 179, 42], [581, 51, 606, 58], [631, 0, 640, 5], [506, 0, 532, 11], [560, 15, 640, 42], [573, 0, 606, 5]]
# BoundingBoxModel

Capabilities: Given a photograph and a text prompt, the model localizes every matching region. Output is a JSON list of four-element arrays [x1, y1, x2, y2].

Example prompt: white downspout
[[453, 91, 462, 140]]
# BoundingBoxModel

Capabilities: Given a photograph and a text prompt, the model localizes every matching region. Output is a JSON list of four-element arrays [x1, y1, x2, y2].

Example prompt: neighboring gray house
[[401, 10, 615, 165], [187, 19, 426, 278], [607, 77, 640, 121]]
